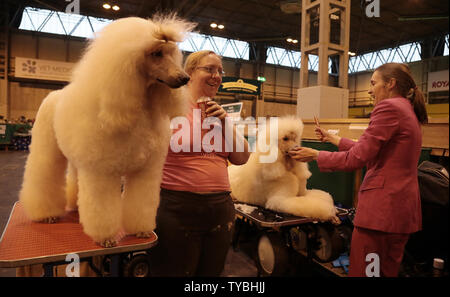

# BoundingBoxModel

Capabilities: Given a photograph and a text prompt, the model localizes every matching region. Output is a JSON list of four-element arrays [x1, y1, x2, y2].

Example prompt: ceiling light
[[217, 24, 224, 29], [112, 5, 120, 11], [210, 23, 218, 28], [348, 51, 356, 56], [286, 38, 298, 44], [103, 3, 111, 9], [330, 14, 339, 20]]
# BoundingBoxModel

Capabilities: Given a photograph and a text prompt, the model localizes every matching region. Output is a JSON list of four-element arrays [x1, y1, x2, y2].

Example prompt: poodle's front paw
[[136, 232, 152, 238], [330, 215, 341, 225], [39, 216, 58, 224], [99, 239, 117, 248]]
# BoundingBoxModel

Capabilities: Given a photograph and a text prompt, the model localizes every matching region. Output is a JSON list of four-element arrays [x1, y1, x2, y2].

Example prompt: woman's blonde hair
[[375, 63, 428, 124], [184, 50, 221, 75]]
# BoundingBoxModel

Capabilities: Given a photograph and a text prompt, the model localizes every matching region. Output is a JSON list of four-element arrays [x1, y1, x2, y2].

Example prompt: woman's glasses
[[196, 66, 225, 77]]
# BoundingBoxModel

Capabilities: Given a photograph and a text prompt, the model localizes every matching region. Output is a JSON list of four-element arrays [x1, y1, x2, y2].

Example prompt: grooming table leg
[[43, 263, 54, 277], [110, 254, 121, 277]]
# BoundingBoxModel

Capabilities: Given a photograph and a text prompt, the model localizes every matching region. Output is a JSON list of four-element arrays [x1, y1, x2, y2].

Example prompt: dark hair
[[375, 63, 428, 124]]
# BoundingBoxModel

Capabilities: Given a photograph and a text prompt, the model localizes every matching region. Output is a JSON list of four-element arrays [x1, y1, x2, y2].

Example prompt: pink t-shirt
[[161, 100, 231, 192]]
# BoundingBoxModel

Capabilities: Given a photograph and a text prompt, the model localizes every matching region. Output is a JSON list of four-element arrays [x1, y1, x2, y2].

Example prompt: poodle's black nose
[[167, 74, 190, 88], [180, 75, 190, 85]]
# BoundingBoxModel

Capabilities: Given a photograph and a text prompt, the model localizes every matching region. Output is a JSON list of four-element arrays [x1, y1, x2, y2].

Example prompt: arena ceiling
[[6, 0, 450, 56]]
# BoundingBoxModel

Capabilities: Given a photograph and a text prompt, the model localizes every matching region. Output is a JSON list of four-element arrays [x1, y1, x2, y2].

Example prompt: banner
[[221, 102, 243, 117], [428, 70, 449, 93], [219, 77, 261, 95], [15, 57, 75, 82]]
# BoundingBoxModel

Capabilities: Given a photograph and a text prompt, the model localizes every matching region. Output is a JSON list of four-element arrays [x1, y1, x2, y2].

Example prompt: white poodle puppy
[[19, 15, 196, 247], [228, 116, 339, 223]]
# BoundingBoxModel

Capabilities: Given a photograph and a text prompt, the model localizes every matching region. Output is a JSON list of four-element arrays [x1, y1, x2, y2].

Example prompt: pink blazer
[[317, 97, 422, 234]]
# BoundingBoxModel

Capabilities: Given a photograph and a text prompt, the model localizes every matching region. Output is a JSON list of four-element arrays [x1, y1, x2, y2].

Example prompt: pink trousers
[[348, 226, 410, 277]]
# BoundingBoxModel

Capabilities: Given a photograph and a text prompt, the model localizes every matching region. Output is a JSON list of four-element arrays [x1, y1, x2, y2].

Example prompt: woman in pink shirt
[[149, 50, 250, 276], [290, 63, 428, 277]]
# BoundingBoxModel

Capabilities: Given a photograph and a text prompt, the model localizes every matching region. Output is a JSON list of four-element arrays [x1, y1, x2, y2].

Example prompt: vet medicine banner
[[15, 57, 75, 82], [219, 77, 261, 95]]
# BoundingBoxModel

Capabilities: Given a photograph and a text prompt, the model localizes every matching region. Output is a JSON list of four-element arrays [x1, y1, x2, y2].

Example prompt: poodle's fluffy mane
[[72, 14, 195, 85], [67, 15, 196, 132]]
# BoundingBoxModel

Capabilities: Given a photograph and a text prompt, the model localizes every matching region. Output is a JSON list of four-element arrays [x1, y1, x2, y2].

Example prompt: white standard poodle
[[19, 15, 196, 247], [228, 116, 339, 223]]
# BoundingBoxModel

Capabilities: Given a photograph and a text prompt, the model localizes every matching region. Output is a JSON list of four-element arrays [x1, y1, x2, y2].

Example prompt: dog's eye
[[151, 50, 163, 57], [283, 136, 289, 141]]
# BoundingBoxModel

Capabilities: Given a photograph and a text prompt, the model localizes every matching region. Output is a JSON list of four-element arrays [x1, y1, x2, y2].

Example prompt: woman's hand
[[314, 116, 341, 146], [205, 101, 227, 121], [315, 126, 334, 143], [288, 147, 319, 162]]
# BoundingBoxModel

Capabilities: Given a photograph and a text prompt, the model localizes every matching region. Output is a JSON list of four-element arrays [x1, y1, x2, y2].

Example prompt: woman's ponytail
[[409, 87, 428, 124]]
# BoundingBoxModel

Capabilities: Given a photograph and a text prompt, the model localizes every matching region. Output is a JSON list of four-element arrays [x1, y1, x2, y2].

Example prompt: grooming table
[[0, 202, 158, 276], [234, 202, 349, 227], [232, 202, 352, 277]]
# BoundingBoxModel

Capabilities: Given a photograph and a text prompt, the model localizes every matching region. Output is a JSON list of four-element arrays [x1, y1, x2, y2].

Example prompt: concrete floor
[[0, 151, 258, 277]]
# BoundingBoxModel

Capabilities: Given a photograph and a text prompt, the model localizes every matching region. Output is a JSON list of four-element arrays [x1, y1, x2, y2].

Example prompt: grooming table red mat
[[0, 202, 157, 268]]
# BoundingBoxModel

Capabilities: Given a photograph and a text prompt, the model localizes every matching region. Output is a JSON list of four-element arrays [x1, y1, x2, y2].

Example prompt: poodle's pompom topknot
[[152, 12, 197, 43]]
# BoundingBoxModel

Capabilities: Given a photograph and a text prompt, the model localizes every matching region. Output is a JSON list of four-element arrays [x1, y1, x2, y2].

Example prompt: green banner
[[219, 77, 261, 95]]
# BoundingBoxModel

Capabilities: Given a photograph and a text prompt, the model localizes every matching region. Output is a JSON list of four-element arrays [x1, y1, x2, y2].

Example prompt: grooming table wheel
[[289, 226, 308, 253], [256, 232, 289, 276], [313, 224, 349, 263], [123, 253, 152, 277]]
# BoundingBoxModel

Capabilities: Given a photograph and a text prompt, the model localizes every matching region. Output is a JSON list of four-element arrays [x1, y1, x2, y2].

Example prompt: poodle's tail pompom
[[151, 12, 197, 43]]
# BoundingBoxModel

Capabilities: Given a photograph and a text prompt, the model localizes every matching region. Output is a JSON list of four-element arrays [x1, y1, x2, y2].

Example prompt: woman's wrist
[[314, 149, 319, 160], [331, 135, 341, 146]]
